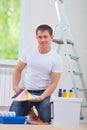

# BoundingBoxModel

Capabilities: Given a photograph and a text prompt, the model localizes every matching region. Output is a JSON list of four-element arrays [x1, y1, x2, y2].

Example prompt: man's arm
[[31, 72, 61, 102], [13, 60, 26, 93], [41, 72, 61, 99]]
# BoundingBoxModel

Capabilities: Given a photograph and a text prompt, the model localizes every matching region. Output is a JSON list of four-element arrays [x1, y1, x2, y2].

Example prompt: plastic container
[[0, 116, 27, 124], [51, 97, 82, 126], [68, 89, 74, 97], [58, 89, 62, 97], [62, 89, 67, 97]]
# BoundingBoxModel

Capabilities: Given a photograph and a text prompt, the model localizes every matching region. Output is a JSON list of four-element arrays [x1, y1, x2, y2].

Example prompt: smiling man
[[9, 24, 63, 123]]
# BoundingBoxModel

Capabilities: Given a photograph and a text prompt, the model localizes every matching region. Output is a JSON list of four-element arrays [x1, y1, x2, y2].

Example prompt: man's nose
[[41, 37, 45, 42]]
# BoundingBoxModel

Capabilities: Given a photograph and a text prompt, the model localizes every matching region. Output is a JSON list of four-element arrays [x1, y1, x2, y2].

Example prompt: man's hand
[[29, 95, 44, 102], [13, 86, 24, 93]]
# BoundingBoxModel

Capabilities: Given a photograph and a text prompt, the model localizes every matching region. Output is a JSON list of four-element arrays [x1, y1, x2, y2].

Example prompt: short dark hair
[[36, 24, 53, 36]]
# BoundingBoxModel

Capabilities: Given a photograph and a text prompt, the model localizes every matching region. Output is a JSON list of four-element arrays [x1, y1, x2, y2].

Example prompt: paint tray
[[0, 116, 27, 124]]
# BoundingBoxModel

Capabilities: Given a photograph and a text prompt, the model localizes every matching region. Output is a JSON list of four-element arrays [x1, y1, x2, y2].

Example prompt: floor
[[79, 119, 87, 128]]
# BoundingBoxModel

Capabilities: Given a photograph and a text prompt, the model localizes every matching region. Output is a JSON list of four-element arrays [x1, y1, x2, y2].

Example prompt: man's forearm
[[41, 73, 61, 100], [13, 61, 26, 93], [41, 83, 57, 99], [13, 69, 22, 92]]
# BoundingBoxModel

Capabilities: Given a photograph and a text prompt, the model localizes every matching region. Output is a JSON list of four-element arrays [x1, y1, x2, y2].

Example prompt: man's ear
[[51, 35, 54, 40]]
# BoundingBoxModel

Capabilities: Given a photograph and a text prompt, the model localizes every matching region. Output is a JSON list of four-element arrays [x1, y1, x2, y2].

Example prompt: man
[[9, 24, 63, 123]]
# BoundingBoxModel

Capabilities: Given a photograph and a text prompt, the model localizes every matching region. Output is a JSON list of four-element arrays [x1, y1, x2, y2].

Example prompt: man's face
[[36, 30, 53, 47]]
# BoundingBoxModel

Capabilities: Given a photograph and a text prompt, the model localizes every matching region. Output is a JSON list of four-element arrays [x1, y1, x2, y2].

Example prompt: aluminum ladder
[[52, 0, 87, 111]]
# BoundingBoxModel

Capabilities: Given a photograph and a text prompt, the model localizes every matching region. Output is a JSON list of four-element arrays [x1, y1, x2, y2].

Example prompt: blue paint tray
[[0, 116, 27, 124]]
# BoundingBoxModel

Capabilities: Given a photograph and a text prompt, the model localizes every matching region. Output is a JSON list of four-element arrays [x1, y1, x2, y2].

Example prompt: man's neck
[[38, 46, 51, 54]]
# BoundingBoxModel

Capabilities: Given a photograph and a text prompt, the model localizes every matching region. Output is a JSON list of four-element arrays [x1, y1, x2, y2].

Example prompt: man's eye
[[44, 36, 47, 38], [38, 36, 42, 39], [38, 36, 48, 39]]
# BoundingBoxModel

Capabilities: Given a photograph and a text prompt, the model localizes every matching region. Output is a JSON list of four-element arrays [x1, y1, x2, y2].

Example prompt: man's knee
[[40, 112, 51, 122], [9, 101, 30, 116]]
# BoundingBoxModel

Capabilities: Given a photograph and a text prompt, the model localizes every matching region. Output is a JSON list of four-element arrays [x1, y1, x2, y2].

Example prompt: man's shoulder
[[51, 48, 61, 58], [18, 44, 37, 63], [22, 44, 36, 54]]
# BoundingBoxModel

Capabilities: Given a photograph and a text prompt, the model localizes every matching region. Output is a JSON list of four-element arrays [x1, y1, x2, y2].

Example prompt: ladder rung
[[67, 40, 74, 45], [52, 39, 63, 44], [60, 0, 63, 3], [52, 39, 74, 45], [77, 88, 87, 92], [73, 71, 83, 76], [70, 55, 79, 60], [81, 103, 87, 108]]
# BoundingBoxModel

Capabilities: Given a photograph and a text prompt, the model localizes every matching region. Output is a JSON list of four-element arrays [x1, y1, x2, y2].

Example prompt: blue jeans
[[9, 90, 51, 122]]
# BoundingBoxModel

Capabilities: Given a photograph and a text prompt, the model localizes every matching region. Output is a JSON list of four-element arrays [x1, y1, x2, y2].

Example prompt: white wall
[[19, 0, 57, 53], [19, 0, 87, 116]]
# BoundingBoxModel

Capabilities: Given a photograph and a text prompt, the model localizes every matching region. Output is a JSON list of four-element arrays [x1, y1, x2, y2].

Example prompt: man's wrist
[[13, 86, 20, 93]]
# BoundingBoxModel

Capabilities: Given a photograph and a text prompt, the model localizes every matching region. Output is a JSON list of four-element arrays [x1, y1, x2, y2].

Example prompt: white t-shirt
[[19, 45, 63, 90]]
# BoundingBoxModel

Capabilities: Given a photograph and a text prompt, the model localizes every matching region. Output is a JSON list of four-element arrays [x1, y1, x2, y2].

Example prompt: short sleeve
[[52, 54, 63, 73], [18, 45, 35, 63], [18, 47, 29, 63]]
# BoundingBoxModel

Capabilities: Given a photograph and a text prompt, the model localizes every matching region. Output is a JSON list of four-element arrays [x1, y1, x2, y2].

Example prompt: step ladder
[[52, 0, 87, 109]]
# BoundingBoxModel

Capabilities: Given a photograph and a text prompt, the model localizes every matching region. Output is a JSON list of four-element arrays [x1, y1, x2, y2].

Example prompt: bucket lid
[[51, 96, 82, 103]]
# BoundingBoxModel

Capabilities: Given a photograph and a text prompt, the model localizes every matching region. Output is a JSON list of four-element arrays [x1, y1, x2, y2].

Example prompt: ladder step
[[60, 0, 63, 3], [52, 39, 74, 45], [52, 39, 63, 44], [77, 88, 87, 92], [65, 54, 79, 60], [81, 103, 87, 108], [67, 40, 74, 45], [73, 71, 83, 76], [68, 71, 83, 76], [69, 55, 79, 60]]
